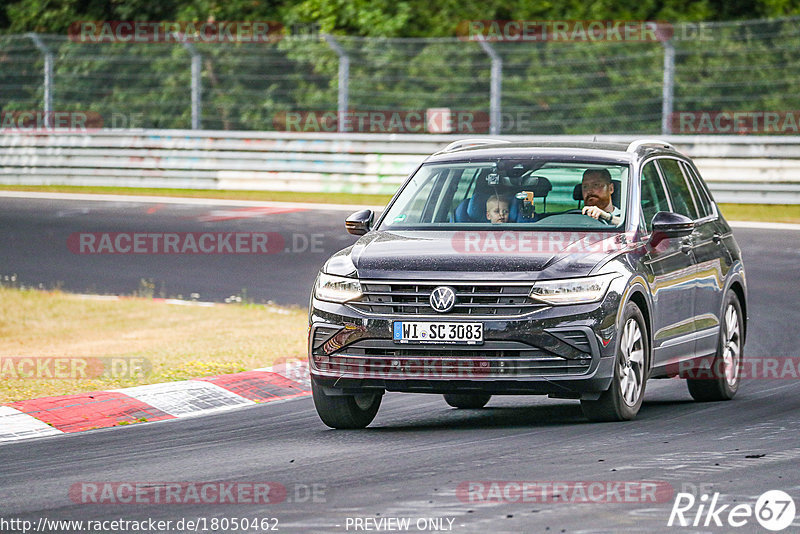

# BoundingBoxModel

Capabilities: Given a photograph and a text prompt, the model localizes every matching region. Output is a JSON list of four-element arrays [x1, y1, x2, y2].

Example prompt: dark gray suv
[[308, 139, 747, 428]]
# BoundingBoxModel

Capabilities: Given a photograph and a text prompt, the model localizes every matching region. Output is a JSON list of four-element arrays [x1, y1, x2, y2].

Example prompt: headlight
[[529, 273, 619, 305], [315, 273, 362, 303]]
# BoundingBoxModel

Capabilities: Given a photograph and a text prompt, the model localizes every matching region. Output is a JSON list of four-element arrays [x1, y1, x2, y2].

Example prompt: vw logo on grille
[[429, 286, 456, 313]]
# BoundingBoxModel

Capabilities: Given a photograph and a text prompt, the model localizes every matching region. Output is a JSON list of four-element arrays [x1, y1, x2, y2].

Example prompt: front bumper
[[308, 292, 621, 398]]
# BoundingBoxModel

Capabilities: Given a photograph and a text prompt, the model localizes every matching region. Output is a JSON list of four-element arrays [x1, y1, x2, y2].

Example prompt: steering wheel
[[564, 208, 613, 225]]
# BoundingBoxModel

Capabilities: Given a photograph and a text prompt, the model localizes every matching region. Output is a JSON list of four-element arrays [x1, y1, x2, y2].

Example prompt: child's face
[[486, 198, 510, 223]]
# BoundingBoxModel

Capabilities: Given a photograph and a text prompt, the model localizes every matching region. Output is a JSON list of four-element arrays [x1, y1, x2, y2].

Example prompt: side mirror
[[345, 209, 374, 236], [650, 211, 694, 245]]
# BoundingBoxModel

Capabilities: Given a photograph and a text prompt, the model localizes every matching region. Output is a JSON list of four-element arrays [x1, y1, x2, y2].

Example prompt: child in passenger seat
[[486, 195, 510, 224]]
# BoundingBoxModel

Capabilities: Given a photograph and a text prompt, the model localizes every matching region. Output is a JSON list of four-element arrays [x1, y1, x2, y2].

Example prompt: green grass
[[2, 185, 799, 223], [716, 203, 800, 224], [0, 287, 308, 403]]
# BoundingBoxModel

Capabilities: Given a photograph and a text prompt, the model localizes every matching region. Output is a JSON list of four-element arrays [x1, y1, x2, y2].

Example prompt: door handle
[[680, 239, 693, 254], [712, 232, 722, 244]]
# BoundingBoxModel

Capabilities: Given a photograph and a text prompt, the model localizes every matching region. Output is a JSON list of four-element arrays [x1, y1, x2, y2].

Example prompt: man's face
[[486, 198, 510, 223], [582, 172, 614, 208]]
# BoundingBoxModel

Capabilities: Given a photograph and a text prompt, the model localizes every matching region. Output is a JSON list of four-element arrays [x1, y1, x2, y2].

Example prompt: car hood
[[324, 230, 629, 281]]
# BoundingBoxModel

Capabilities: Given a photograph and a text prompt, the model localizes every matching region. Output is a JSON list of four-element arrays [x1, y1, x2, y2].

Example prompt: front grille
[[348, 281, 545, 316], [311, 340, 591, 379]]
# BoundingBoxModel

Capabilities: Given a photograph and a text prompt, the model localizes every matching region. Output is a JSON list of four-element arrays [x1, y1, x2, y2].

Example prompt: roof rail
[[626, 139, 676, 153], [435, 138, 511, 154]]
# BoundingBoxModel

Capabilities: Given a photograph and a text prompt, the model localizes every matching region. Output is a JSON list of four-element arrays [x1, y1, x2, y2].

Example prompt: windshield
[[379, 159, 629, 230]]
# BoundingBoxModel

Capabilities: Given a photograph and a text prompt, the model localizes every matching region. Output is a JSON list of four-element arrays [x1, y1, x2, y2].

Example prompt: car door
[[638, 159, 697, 369], [656, 157, 710, 362], [680, 160, 727, 357]]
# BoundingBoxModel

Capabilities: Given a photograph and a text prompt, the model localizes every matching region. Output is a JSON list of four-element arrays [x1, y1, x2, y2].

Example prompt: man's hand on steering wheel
[[582, 205, 613, 224]]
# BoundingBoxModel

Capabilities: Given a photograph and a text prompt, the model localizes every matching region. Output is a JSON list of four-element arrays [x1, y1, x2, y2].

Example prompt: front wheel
[[581, 302, 649, 422], [311, 380, 382, 429], [443, 393, 491, 409], [687, 292, 743, 401]]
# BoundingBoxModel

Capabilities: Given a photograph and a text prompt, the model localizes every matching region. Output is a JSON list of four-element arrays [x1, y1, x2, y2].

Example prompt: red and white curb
[[0, 363, 310, 444]]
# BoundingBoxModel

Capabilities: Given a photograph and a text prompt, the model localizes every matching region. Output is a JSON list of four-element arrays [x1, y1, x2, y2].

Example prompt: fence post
[[181, 41, 202, 130], [323, 34, 350, 132], [661, 39, 675, 135], [478, 41, 502, 136], [26, 33, 53, 128]]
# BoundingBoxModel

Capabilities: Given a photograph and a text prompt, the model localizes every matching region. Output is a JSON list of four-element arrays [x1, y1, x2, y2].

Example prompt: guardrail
[[1, 131, 800, 203]]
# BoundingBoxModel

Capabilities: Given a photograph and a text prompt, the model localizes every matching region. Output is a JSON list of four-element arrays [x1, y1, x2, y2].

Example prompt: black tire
[[581, 302, 649, 422], [311, 380, 382, 429], [443, 393, 492, 409], [687, 292, 743, 402]]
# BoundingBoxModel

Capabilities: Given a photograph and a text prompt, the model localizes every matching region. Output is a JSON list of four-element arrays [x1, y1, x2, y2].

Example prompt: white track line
[[729, 220, 800, 231], [0, 191, 384, 212]]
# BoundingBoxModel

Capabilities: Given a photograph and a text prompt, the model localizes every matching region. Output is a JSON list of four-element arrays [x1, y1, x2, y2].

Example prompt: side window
[[452, 168, 479, 209], [640, 161, 670, 232], [657, 158, 699, 219], [681, 162, 713, 219], [398, 171, 439, 223]]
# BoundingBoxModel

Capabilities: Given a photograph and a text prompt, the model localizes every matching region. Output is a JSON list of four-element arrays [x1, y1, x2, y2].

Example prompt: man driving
[[581, 169, 621, 225]]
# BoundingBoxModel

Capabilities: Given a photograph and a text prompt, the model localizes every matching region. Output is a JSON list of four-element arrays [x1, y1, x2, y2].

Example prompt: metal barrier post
[[323, 34, 350, 132], [661, 40, 675, 135], [26, 33, 53, 128], [182, 41, 202, 130], [478, 41, 502, 136]]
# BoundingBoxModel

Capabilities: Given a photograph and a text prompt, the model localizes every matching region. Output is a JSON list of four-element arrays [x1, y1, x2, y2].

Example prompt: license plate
[[393, 322, 483, 344]]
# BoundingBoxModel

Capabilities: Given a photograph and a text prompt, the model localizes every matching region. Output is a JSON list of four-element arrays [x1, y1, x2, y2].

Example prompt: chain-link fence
[[2, 17, 800, 134]]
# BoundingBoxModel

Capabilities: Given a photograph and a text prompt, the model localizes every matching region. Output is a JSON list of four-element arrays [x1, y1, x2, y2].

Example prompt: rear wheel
[[311, 380, 382, 429], [581, 302, 649, 422], [687, 292, 743, 401], [443, 393, 492, 409]]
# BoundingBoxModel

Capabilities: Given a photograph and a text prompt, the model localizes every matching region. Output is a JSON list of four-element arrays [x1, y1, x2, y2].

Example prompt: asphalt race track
[[0, 195, 362, 306], [1, 195, 800, 533]]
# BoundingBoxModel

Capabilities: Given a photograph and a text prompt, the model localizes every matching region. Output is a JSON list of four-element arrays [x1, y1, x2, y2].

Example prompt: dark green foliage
[[2, 1, 800, 134]]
